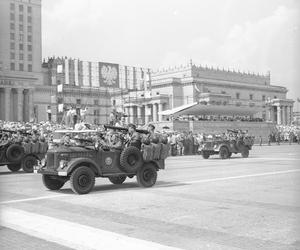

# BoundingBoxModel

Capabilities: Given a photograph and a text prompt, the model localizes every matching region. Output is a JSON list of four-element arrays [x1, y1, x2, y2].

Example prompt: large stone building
[[0, 0, 42, 122], [114, 62, 294, 127]]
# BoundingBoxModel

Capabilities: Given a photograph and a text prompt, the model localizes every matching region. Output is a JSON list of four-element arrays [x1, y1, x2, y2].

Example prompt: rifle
[[73, 137, 94, 144], [104, 125, 149, 134]]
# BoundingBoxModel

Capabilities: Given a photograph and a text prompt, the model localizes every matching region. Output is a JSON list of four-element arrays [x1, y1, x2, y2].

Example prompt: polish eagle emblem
[[101, 65, 118, 85]]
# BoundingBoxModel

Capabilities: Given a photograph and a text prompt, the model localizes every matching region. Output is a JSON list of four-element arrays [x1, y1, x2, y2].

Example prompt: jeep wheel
[[241, 147, 249, 158], [202, 151, 210, 159], [136, 163, 157, 188], [120, 146, 143, 173], [70, 166, 95, 194], [219, 146, 229, 159], [7, 164, 21, 172], [6, 144, 24, 162], [42, 175, 65, 190], [108, 175, 127, 185], [22, 155, 37, 173]]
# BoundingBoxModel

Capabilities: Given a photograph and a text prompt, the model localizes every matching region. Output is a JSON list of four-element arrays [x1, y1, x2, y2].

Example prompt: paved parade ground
[[0, 144, 299, 250]]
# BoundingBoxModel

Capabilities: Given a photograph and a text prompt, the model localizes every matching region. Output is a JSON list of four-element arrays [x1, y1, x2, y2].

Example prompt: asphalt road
[[0, 144, 299, 250]]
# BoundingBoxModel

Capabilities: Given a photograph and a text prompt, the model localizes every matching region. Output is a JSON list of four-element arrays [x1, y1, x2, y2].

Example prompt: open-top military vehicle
[[0, 129, 48, 173], [35, 125, 169, 194], [199, 129, 254, 159]]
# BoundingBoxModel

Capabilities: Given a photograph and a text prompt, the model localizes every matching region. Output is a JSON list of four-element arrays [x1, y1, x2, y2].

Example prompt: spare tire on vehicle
[[6, 144, 24, 162], [120, 146, 143, 173]]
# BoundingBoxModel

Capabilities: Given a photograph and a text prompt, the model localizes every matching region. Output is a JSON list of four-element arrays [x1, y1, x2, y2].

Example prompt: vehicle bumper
[[34, 165, 67, 176]]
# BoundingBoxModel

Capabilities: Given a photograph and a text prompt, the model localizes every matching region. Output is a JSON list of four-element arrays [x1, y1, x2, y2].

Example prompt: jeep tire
[[7, 164, 21, 172], [136, 163, 157, 188], [70, 166, 95, 194], [42, 175, 65, 190], [22, 155, 37, 173], [202, 151, 210, 159], [219, 146, 229, 159], [108, 175, 127, 185], [6, 144, 24, 162], [120, 146, 143, 173]]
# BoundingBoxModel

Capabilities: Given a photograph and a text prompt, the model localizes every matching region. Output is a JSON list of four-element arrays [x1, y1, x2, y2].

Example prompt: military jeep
[[35, 126, 169, 194], [199, 131, 254, 159], [0, 130, 48, 173]]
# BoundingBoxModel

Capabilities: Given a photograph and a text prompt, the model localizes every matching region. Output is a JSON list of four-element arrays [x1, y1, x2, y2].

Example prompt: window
[[27, 16, 32, 23], [249, 94, 253, 100], [19, 14, 23, 22], [10, 42, 15, 50], [93, 110, 97, 116], [27, 6, 32, 13], [10, 33, 15, 40], [10, 3, 15, 11], [10, 63, 15, 70], [19, 63, 24, 71], [76, 99, 81, 105], [10, 52, 15, 60], [19, 24, 23, 31], [19, 34, 23, 41], [221, 91, 226, 94], [94, 100, 99, 105], [19, 53, 24, 60], [10, 23, 15, 30], [236, 93, 240, 99], [10, 13, 14, 21], [19, 5, 23, 12], [27, 44, 32, 51], [274, 96, 277, 99], [28, 54, 32, 61], [27, 35, 32, 42], [262, 95, 266, 101], [28, 26, 32, 32], [28, 64, 32, 72], [19, 43, 23, 50]]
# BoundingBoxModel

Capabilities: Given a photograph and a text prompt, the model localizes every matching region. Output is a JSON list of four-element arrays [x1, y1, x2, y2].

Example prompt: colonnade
[[0, 87, 33, 122], [124, 102, 165, 125], [268, 104, 293, 125]]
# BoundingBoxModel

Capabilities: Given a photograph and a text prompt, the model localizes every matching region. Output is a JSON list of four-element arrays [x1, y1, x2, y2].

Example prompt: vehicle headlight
[[59, 160, 68, 169]]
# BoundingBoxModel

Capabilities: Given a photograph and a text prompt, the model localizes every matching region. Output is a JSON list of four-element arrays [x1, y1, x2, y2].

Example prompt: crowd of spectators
[[167, 115, 264, 122]]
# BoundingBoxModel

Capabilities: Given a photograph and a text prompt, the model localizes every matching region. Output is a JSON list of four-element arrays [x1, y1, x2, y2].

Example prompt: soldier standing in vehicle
[[127, 124, 141, 149], [146, 124, 159, 143]]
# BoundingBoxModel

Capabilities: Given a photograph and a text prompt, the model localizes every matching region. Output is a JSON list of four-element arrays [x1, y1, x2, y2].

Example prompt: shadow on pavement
[[55, 180, 187, 194]]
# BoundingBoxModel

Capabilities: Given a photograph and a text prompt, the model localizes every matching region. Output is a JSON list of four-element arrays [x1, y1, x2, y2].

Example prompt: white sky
[[42, 0, 300, 101]]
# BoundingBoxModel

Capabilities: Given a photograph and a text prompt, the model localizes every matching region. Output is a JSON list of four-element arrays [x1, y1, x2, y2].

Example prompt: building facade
[[0, 0, 42, 122], [114, 62, 294, 126]]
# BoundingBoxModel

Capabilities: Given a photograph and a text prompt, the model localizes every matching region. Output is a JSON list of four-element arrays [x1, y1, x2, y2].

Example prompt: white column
[[286, 106, 290, 125], [277, 106, 281, 125], [145, 105, 150, 124], [125, 107, 129, 124], [17, 88, 23, 122], [137, 106, 142, 125], [129, 106, 134, 124], [4, 87, 11, 121], [289, 106, 293, 125], [153, 103, 158, 122], [28, 89, 34, 122], [158, 103, 163, 122]]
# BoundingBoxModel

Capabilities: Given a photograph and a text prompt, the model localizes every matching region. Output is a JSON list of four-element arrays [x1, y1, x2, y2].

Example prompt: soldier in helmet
[[127, 123, 141, 149]]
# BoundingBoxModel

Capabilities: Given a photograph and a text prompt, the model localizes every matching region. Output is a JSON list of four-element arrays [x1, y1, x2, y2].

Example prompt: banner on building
[[57, 64, 63, 73], [99, 62, 119, 87], [57, 84, 63, 93]]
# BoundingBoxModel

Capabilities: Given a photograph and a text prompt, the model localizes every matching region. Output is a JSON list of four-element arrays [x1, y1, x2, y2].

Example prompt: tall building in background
[[0, 0, 42, 122]]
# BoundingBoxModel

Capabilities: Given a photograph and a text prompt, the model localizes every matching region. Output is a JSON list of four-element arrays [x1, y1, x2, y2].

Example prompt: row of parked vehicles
[[1, 127, 254, 194]]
